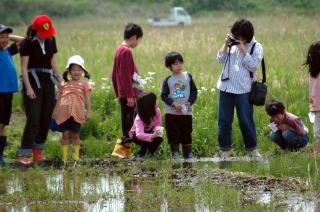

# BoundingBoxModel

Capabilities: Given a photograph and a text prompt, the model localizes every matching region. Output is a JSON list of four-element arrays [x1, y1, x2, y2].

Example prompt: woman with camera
[[216, 19, 264, 158]]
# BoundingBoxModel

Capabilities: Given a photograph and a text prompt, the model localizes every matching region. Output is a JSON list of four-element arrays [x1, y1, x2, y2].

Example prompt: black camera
[[228, 36, 239, 47]]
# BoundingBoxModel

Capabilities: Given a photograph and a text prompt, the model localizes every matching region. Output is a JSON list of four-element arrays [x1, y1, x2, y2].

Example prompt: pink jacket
[[129, 108, 162, 142], [310, 74, 320, 112]]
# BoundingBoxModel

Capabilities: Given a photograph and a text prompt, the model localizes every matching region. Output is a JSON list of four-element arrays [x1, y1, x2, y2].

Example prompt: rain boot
[[0, 136, 6, 163], [182, 144, 192, 159], [137, 146, 147, 158], [72, 145, 80, 161], [61, 145, 69, 164], [33, 149, 45, 161], [170, 144, 180, 159]]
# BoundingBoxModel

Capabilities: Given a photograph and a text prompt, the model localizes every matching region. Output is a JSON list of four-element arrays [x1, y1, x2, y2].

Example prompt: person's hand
[[151, 131, 160, 138], [310, 98, 314, 106], [172, 102, 182, 112], [237, 39, 247, 55], [127, 97, 135, 107], [224, 34, 231, 47], [278, 124, 290, 131], [27, 88, 36, 99], [85, 112, 91, 121], [185, 102, 190, 109]]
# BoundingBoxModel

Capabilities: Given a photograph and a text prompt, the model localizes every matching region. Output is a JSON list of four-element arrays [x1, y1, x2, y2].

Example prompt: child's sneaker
[[250, 149, 262, 158], [20, 156, 31, 165]]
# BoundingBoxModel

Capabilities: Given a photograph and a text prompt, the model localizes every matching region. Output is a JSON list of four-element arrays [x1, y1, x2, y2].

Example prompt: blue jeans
[[270, 130, 309, 151], [218, 91, 257, 151]]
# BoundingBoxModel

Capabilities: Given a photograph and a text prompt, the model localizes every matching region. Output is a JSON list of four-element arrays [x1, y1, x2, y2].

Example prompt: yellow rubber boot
[[61, 145, 69, 164], [72, 145, 80, 161]]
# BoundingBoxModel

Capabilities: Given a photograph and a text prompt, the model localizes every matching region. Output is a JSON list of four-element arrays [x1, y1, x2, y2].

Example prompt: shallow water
[[0, 158, 319, 211]]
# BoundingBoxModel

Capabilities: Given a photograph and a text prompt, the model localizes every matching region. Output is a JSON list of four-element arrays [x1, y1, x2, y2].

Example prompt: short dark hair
[[231, 19, 254, 43], [124, 23, 143, 40], [165, 52, 184, 68], [265, 99, 285, 116]]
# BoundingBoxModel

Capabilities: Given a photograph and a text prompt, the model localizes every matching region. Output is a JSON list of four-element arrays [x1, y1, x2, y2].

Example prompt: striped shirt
[[53, 81, 91, 124], [216, 38, 264, 94]]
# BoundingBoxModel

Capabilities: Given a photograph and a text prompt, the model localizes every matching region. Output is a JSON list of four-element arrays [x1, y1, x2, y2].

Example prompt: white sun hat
[[66, 55, 86, 71]]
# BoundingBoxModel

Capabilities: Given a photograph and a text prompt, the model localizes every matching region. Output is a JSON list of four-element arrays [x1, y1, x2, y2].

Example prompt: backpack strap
[[249, 43, 266, 83]]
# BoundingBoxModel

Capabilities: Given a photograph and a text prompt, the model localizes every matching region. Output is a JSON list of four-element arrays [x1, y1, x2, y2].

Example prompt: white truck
[[148, 7, 192, 26]]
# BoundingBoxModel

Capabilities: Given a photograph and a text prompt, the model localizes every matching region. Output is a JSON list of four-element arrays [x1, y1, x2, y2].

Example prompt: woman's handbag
[[249, 43, 267, 106]]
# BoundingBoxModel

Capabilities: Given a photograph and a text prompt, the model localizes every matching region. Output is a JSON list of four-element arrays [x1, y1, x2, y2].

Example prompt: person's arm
[[84, 82, 92, 121], [135, 117, 153, 142], [21, 56, 36, 99], [217, 34, 231, 64], [9, 35, 24, 45], [51, 54, 61, 83], [187, 73, 198, 106], [118, 50, 135, 106], [161, 76, 174, 106], [242, 42, 263, 73]]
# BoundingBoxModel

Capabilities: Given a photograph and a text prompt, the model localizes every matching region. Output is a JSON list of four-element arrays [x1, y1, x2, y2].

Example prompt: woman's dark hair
[[63, 64, 91, 82], [265, 99, 285, 116], [165, 52, 184, 68], [124, 23, 143, 40], [137, 92, 157, 126], [231, 19, 254, 43], [304, 41, 320, 78], [26, 25, 37, 40]]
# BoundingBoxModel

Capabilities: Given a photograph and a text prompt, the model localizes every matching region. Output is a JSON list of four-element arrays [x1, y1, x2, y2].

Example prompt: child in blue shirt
[[0, 24, 23, 163], [161, 52, 198, 159]]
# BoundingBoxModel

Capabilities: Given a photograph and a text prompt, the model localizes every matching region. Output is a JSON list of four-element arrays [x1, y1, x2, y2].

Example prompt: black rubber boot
[[182, 145, 192, 159], [0, 136, 7, 163], [137, 146, 147, 158], [170, 144, 180, 159]]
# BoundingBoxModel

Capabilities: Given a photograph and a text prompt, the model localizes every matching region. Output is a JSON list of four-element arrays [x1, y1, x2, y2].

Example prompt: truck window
[[177, 10, 188, 16]]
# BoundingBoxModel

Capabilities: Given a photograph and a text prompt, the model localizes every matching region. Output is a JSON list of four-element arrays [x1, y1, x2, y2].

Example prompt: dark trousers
[[20, 82, 55, 156], [119, 98, 136, 137], [218, 91, 257, 151], [165, 114, 193, 146], [133, 136, 163, 155], [270, 130, 309, 151]]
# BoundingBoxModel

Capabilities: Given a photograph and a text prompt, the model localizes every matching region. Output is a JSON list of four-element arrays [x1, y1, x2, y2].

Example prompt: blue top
[[0, 43, 19, 93]]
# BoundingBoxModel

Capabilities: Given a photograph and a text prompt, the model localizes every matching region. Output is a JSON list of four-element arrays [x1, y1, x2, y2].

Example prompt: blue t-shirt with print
[[0, 43, 19, 93]]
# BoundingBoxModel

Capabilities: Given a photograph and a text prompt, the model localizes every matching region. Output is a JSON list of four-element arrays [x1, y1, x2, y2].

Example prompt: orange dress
[[53, 81, 91, 125]]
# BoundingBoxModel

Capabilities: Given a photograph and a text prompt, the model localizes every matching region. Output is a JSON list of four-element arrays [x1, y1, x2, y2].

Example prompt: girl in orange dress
[[52, 55, 91, 163]]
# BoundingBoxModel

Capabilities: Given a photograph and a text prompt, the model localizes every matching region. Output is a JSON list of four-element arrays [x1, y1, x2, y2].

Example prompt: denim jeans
[[270, 130, 309, 150], [218, 91, 257, 151]]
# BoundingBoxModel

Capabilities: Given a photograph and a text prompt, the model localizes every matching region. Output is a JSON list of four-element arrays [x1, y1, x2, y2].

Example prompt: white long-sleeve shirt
[[216, 38, 264, 94]]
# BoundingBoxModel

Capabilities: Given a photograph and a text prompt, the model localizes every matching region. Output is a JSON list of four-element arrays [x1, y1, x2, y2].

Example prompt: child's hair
[[165, 52, 184, 68], [136, 92, 157, 126], [231, 19, 254, 43], [304, 41, 320, 78], [265, 99, 285, 116], [62, 64, 90, 82], [124, 23, 143, 40]]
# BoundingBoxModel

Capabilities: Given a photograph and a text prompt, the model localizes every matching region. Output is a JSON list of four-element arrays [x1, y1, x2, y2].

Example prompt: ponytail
[[84, 70, 91, 80], [63, 70, 69, 82]]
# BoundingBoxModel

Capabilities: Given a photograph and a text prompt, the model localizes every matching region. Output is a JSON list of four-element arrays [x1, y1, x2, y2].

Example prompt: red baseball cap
[[32, 15, 56, 39]]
